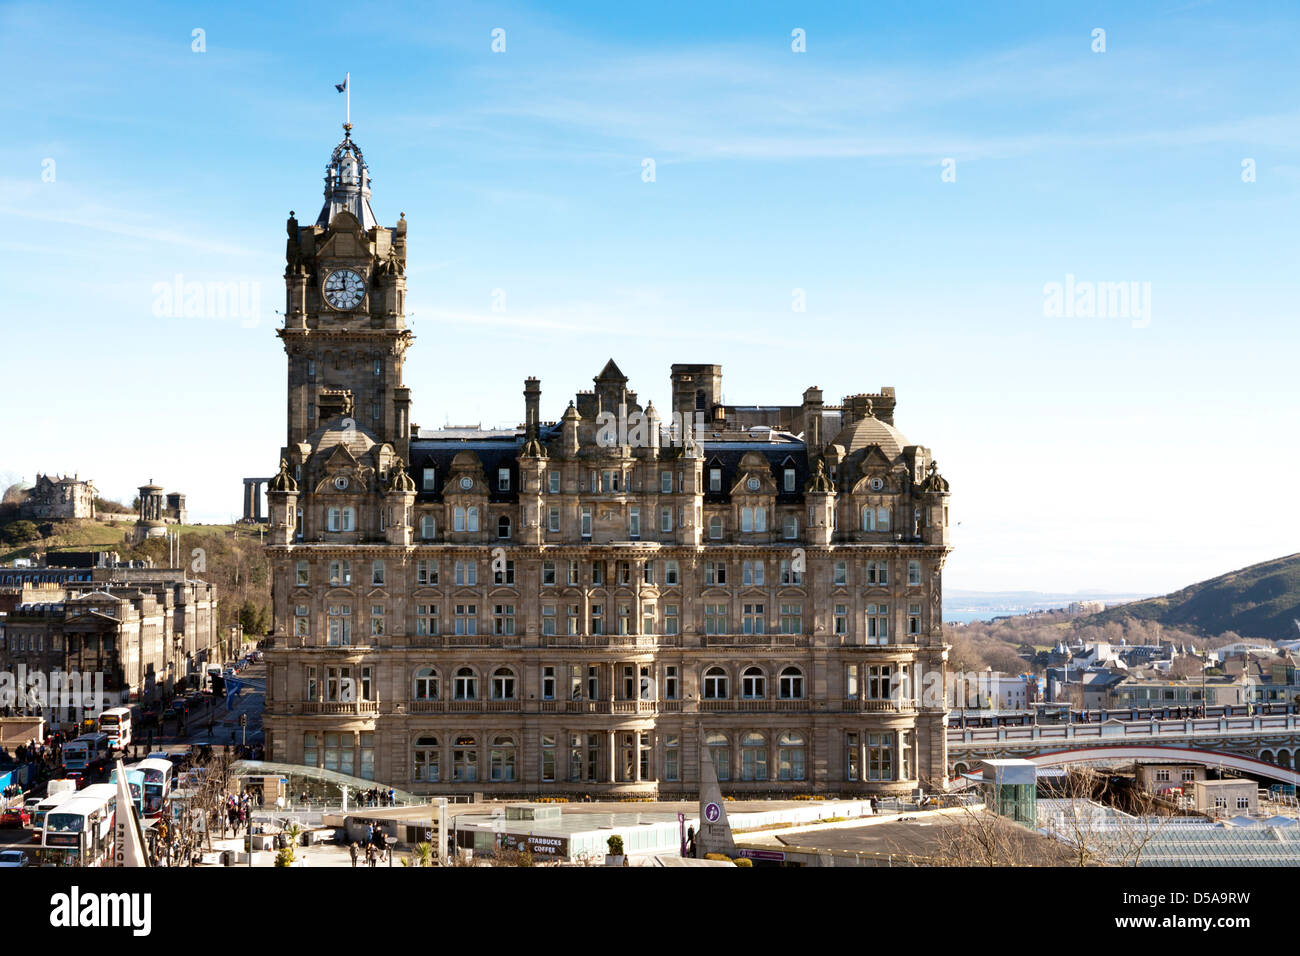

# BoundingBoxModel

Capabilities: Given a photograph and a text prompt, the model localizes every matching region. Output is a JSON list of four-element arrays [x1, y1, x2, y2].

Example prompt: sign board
[[739, 849, 786, 862], [498, 833, 570, 857], [704, 802, 722, 823]]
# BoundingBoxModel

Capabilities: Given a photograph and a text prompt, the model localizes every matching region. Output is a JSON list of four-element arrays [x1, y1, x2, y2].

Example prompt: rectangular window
[[833, 560, 847, 586], [541, 606, 557, 636], [590, 604, 603, 635], [422, 468, 436, 491], [908, 560, 922, 586], [548, 507, 560, 532], [542, 560, 556, 586], [498, 468, 511, 491], [454, 561, 477, 586], [372, 560, 385, 586], [566, 605, 580, 635], [541, 734, 556, 782], [664, 605, 679, 636], [779, 560, 803, 585], [779, 603, 803, 634], [580, 506, 592, 538], [783, 515, 798, 540], [493, 560, 515, 586], [664, 666, 679, 700], [709, 468, 722, 492], [296, 560, 309, 586], [566, 560, 579, 586], [705, 561, 727, 586], [454, 604, 478, 635], [643, 561, 655, 585], [742, 560, 764, 586], [834, 604, 848, 635], [660, 507, 672, 533], [704, 603, 727, 635], [415, 604, 438, 636], [867, 560, 889, 585], [661, 471, 673, 494], [542, 667, 556, 700], [416, 559, 438, 586], [867, 604, 890, 644], [591, 560, 604, 586], [370, 604, 385, 637], [629, 506, 640, 539], [664, 735, 680, 782], [493, 604, 516, 636], [908, 603, 922, 636], [784, 467, 796, 492], [454, 507, 466, 533], [742, 603, 765, 635], [665, 560, 679, 586], [548, 471, 560, 494]]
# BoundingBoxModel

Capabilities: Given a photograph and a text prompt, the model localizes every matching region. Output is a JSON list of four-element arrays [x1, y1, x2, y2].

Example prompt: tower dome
[[317, 131, 378, 230]]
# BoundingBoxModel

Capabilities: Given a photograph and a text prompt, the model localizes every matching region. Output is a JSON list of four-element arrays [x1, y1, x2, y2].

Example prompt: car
[[0, 850, 28, 867], [171, 699, 189, 716], [24, 796, 41, 813], [0, 807, 31, 828], [64, 772, 86, 790]]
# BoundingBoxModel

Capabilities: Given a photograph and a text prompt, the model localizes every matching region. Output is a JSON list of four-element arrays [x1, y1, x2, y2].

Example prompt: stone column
[[607, 730, 616, 783]]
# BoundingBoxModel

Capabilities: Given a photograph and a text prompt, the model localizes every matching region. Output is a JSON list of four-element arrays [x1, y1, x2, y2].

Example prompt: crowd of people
[[349, 822, 392, 867]]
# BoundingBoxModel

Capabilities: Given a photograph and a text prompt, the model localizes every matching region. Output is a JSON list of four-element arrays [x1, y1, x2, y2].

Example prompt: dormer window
[[422, 468, 436, 491], [373, 359, 382, 376], [784, 468, 796, 492], [498, 468, 510, 492], [709, 468, 722, 492]]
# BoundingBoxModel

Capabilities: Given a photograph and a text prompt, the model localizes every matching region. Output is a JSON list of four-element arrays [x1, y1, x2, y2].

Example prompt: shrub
[[606, 834, 624, 855]]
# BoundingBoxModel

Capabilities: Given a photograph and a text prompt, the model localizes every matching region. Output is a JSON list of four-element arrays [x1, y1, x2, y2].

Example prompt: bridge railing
[[948, 714, 1300, 746]]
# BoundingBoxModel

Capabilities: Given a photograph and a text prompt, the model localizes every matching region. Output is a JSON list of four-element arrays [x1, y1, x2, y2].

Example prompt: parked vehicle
[[1, 806, 32, 828], [0, 850, 28, 867]]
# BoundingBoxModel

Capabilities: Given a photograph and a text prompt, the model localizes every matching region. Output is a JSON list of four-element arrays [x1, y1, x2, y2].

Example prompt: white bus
[[31, 788, 78, 843], [63, 733, 111, 773], [41, 784, 117, 867], [134, 757, 174, 819], [98, 707, 133, 751]]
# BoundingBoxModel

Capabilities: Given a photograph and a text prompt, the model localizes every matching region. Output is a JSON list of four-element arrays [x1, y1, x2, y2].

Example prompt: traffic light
[[239, 713, 247, 727]]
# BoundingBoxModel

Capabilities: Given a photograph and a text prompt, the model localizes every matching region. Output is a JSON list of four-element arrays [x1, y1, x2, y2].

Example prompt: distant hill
[[1087, 554, 1300, 641]]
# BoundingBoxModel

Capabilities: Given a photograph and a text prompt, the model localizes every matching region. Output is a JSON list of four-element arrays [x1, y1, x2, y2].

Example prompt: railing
[[298, 700, 379, 715], [703, 634, 811, 648], [948, 714, 1300, 746], [699, 699, 813, 713], [843, 698, 918, 714]]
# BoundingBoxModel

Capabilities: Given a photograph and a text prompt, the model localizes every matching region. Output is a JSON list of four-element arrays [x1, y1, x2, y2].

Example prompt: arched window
[[490, 735, 516, 782], [779, 666, 804, 699], [467, 507, 480, 532], [453, 667, 477, 700], [413, 667, 439, 700], [876, 506, 891, 532], [703, 666, 728, 699], [740, 731, 767, 781], [454, 507, 466, 532], [491, 667, 516, 700], [497, 515, 511, 539], [413, 735, 440, 782], [328, 507, 341, 532], [704, 731, 731, 782], [778, 731, 806, 781], [420, 515, 435, 539], [342, 506, 356, 531], [861, 505, 875, 531], [741, 666, 766, 699], [452, 736, 478, 782], [708, 515, 723, 540]]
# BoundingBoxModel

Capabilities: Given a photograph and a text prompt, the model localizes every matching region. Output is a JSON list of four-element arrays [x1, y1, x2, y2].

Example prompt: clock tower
[[279, 127, 412, 464]]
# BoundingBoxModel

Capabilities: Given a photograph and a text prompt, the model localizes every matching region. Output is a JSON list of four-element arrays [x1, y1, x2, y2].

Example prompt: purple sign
[[704, 802, 721, 823]]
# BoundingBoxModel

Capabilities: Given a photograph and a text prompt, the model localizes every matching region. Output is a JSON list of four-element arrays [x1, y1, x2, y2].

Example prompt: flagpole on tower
[[346, 71, 350, 128]]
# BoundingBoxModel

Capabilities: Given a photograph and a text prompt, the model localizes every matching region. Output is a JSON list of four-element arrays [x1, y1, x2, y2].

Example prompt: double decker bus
[[98, 707, 133, 751], [41, 783, 117, 867], [134, 757, 173, 819], [109, 766, 146, 816], [63, 733, 111, 774]]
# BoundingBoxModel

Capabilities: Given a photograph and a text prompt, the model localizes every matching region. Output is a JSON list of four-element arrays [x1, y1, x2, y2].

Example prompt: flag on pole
[[335, 77, 347, 93], [113, 758, 150, 867]]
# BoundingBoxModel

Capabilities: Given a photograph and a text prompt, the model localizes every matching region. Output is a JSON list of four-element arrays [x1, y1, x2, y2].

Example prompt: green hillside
[[1089, 553, 1300, 641]]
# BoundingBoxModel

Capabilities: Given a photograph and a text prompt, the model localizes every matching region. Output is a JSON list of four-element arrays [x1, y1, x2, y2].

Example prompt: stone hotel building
[[263, 128, 954, 796]]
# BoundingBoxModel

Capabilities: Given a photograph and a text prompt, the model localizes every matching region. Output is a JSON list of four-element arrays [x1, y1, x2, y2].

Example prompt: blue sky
[[1, 0, 1297, 594]]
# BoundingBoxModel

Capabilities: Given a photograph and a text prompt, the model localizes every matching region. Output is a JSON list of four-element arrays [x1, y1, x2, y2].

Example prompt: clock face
[[747, 477, 760, 491], [323, 269, 365, 310], [459, 477, 473, 490]]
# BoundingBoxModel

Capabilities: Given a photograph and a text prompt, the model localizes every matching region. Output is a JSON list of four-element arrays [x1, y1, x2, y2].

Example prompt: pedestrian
[[366, 844, 376, 867], [349, 842, 358, 868]]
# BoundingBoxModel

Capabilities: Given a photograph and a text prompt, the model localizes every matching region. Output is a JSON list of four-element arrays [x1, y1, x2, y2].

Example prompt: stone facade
[[0, 569, 221, 704], [262, 129, 954, 797], [20, 474, 96, 520]]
